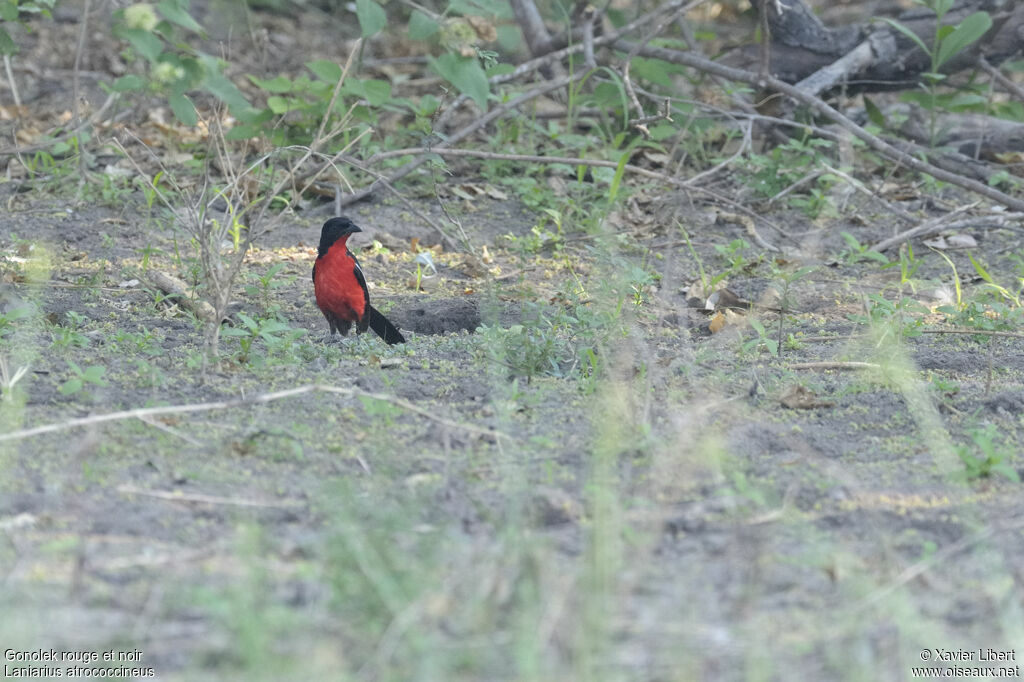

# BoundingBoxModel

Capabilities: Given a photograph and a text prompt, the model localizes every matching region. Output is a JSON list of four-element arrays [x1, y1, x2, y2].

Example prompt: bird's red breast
[[313, 237, 366, 322]]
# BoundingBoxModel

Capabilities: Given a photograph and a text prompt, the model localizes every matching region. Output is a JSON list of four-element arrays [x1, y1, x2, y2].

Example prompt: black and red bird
[[312, 217, 405, 345]]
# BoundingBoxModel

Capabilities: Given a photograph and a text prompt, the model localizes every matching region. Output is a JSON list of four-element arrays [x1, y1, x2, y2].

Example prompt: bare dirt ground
[[2, 2, 1024, 681]]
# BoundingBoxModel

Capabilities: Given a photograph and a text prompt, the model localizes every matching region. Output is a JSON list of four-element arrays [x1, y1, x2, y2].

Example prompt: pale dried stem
[[0, 384, 514, 444]]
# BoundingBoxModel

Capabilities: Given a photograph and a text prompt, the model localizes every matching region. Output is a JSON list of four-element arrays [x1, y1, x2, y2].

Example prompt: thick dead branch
[[148, 271, 218, 322], [732, 0, 1023, 90], [614, 40, 1024, 213], [509, 0, 554, 57], [889, 103, 1024, 159]]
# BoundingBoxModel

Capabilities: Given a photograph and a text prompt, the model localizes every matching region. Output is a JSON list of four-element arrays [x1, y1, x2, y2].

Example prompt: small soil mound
[[394, 298, 481, 335]]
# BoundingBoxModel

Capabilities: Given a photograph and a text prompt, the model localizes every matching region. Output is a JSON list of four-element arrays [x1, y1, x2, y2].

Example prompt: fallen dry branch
[[788, 362, 882, 370], [613, 40, 1024, 213], [736, 0, 1022, 90], [147, 271, 218, 323], [869, 204, 978, 252], [117, 485, 303, 509], [0, 384, 513, 444], [920, 328, 1024, 340]]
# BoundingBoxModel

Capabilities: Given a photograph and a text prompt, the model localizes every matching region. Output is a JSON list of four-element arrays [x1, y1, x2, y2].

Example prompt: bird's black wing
[[349, 249, 371, 305], [311, 262, 316, 283]]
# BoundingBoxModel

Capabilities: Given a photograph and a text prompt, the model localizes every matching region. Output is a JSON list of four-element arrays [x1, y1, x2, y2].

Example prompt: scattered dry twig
[[117, 485, 302, 509], [788, 362, 882, 370], [0, 384, 514, 444], [869, 205, 980, 253], [920, 328, 1024, 340]]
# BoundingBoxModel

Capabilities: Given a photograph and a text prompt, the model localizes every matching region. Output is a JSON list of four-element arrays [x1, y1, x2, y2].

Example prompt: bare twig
[[117, 485, 302, 509], [0, 384, 514, 444], [869, 205, 981, 253], [581, 7, 597, 69], [620, 1, 690, 136], [978, 57, 1024, 103], [920, 328, 1024, 340], [509, 0, 553, 57], [788, 361, 882, 370], [2, 55, 20, 108], [819, 163, 918, 224], [71, 0, 91, 187]]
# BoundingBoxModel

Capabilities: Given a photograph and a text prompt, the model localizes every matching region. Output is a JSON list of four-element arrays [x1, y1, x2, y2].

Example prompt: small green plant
[[111, 327, 161, 356], [955, 424, 1019, 483], [746, 138, 837, 217], [244, 263, 295, 315], [0, 355, 30, 402], [481, 302, 578, 381], [741, 318, 779, 357], [503, 211, 565, 260], [879, 1, 993, 147], [769, 262, 816, 356], [850, 293, 929, 341], [222, 312, 303, 365], [59, 361, 108, 397], [138, 244, 161, 270], [50, 311, 90, 351], [839, 232, 889, 266], [0, 305, 32, 341], [936, 251, 1023, 333], [408, 252, 437, 293], [0, 0, 57, 57]]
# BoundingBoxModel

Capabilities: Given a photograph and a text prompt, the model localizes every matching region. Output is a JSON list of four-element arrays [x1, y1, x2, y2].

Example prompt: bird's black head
[[318, 217, 362, 257]]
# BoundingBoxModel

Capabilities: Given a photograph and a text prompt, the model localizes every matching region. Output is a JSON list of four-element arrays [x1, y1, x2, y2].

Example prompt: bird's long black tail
[[366, 305, 405, 345]]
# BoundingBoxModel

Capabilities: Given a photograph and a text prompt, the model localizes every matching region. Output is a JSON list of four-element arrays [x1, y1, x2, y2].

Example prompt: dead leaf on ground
[[923, 234, 977, 250], [781, 385, 835, 409], [706, 288, 751, 311]]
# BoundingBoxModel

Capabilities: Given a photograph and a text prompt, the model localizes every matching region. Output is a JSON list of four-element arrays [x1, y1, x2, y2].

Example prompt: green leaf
[[236, 312, 258, 331], [430, 53, 489, 110], [967, 251, 993, 284], [0, 1, 18, 22], [266, 95, 293, 114], [224, 123, 259, 140], [199, 55, 252, 114], [629, 57, 682, 88], [485, 63, 515, 77], [117, 27, 164, 62], [113, 74, 145, 92], [0, 27, 17, 56], [935, 11, 991, 69], [863, 95, 886, 128], [82, 366, 107, 385], [306, 59, 342, 83], [608, 149, 630, 204], [58, 379, 82, 396], [248, 74, 293, 93], [356, 0, 386, 37], [361, 79, 391, 106], [408, 10, 438, 40], [876, 17, 930, 57], [169, 92, 198, 126], [156, 0, 203, 32]]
